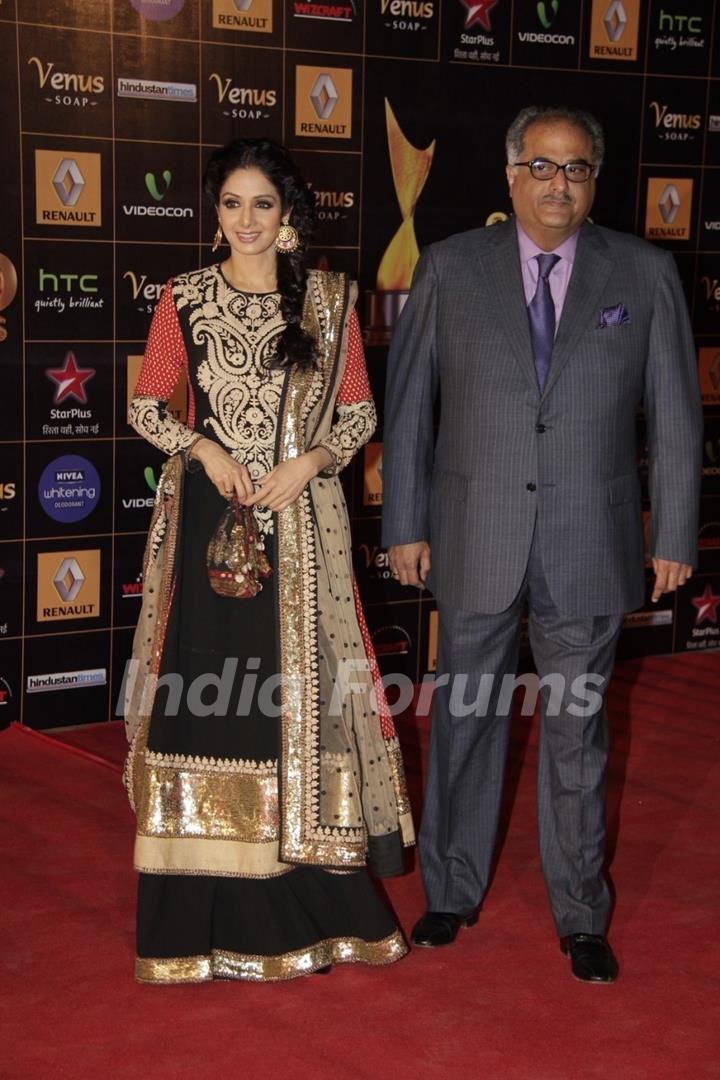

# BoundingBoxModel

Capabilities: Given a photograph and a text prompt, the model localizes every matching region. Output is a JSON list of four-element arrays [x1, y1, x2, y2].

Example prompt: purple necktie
[[528, 253, 560, 392]]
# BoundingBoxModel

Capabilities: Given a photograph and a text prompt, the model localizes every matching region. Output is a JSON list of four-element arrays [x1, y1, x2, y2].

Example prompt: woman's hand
[[245, 448, 333, 512], [189, 438, 254, 502]]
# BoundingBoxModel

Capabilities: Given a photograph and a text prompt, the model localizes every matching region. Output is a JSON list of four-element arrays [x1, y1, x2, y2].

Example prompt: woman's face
[[217, 166, 284, 259]]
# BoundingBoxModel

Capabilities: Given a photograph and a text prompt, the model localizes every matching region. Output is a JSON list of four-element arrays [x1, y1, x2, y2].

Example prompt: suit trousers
[[419, 527, 623, 937]]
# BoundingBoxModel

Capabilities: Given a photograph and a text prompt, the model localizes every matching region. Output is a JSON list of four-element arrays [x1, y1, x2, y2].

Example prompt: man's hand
[[651, 558, 693, 603], [388, 542, 431, 589]]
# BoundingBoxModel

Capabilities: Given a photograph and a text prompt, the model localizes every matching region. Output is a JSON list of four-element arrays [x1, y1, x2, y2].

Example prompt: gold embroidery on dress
[[136, 764, 280, 841], [135, 929, 407, 983]]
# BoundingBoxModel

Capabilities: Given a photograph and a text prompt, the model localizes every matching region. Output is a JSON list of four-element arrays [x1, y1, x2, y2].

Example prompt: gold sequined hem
[[135, 929, 407, 983]]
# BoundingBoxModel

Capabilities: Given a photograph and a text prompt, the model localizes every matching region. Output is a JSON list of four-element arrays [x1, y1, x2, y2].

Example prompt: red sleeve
[[134, 280, 188, 398], [336, 308, 372, 404]]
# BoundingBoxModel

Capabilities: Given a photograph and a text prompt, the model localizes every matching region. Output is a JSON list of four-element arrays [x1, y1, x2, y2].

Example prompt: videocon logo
[[145, 170, 172, 201], [144, 466, 158, 492], [537, 0, 558, 28]]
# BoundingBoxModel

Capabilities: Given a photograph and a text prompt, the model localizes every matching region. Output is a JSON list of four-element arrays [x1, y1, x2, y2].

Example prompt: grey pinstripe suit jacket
[[381, 219, 703, 616]]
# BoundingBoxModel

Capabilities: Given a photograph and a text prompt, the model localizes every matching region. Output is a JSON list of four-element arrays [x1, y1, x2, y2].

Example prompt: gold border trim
[[134, 835, 291, 877], [136, 929, 408, 983]]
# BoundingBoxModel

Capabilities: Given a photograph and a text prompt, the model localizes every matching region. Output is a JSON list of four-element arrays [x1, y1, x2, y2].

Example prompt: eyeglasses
[[514, 158, 596, 183]]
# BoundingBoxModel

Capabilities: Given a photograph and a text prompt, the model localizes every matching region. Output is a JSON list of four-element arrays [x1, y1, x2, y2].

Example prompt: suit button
[[536, 423, 546, 433], [526, 483, 537, 491]]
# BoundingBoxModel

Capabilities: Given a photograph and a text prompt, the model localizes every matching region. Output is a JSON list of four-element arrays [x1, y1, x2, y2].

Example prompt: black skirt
[[136, 468, 405, 982]]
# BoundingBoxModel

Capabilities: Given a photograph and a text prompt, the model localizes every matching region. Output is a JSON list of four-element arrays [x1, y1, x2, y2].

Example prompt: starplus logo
[[0, 676, 11, 706], [461, 0, 497, 30], [46, 351, 95, 404], [690, 583, 720, 626]]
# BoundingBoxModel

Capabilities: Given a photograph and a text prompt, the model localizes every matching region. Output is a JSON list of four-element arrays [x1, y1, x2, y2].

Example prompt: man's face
[[505, 120, 597, 247]]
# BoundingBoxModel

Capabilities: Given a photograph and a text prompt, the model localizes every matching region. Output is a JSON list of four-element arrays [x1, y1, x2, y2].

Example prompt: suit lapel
[[542, 223, 613, 398], [479, 221, 539, 393]]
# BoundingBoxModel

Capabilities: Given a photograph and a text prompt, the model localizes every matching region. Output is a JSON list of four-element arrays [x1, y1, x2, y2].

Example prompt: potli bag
[[206, 498, 273, 598]]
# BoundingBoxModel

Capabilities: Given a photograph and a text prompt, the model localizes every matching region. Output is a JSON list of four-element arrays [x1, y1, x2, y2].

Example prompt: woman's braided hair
[[203, 138, 318, 370]]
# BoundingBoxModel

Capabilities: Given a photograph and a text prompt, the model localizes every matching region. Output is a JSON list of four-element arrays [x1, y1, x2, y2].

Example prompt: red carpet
[[1, 653, 719, 1079]]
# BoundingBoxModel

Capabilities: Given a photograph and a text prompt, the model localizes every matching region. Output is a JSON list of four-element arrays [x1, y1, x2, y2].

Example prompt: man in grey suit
[[382, 105, 703, 982]]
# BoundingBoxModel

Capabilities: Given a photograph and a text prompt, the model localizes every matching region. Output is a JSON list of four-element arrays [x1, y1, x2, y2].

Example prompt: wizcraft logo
[[207, 72, 278, 121], [35, 151, 102, 227], [648, 101, 702, 143], [295, 68, 352, 139], [644, 178, 693, 241], [36, 550, 101, 622], [294, 1, 356, 20], [589, 0, 639, 60], [27, 56, 105, 108], [212, 0, 273, 32]]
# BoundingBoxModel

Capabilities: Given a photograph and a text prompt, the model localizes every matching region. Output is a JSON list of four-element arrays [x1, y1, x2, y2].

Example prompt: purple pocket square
[[597, 303, 630, 328]]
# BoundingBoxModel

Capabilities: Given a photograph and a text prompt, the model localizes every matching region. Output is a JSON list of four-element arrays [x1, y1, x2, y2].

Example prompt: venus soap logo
[[28, 55, 105, 108]]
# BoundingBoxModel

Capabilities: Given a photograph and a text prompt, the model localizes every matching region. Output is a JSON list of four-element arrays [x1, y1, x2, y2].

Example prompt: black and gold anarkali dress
[[126, 265, 414, 982]]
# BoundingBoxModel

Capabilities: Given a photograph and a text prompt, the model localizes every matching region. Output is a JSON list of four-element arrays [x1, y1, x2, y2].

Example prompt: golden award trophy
[[0, 254, 18, 344], [365, 99, 436, 345]]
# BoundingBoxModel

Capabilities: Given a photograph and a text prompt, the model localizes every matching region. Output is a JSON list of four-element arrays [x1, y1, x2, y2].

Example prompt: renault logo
[[51, 158, 85, 208]]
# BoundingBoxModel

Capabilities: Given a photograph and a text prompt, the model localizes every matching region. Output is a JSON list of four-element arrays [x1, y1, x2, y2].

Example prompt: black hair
[[203, 138, 318, 370]]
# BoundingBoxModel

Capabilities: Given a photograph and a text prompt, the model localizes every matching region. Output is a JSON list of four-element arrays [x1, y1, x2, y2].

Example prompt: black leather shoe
[[560, 934, 618, 983], [411, 910, 479, 948]]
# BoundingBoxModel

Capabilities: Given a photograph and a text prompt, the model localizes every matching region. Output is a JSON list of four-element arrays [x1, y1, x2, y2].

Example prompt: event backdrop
[[0, 0, 718, 728]]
